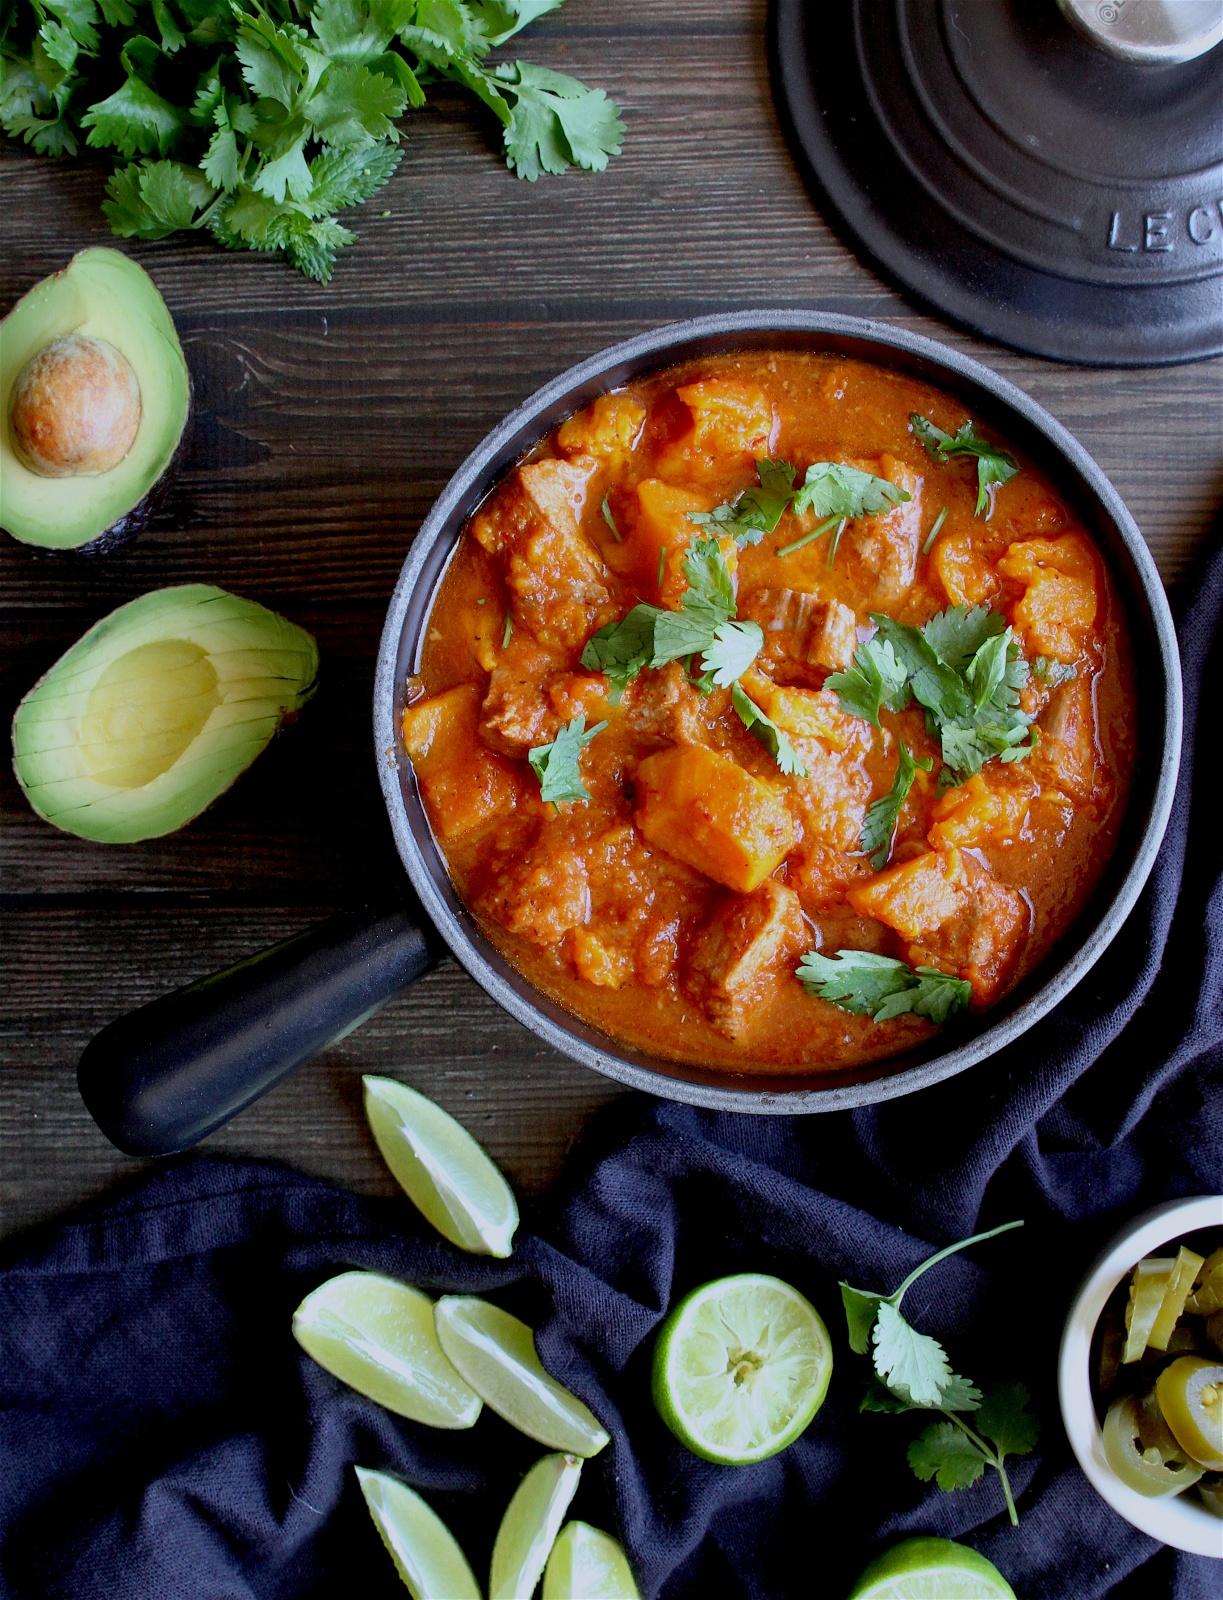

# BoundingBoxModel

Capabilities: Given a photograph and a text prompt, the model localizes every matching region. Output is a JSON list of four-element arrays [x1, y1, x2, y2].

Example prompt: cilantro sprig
[[1, 0, 623, 280], [528, 713, 606, 804], [797, 949, 971, 1025], [860, 740, 931, 869], [831, 604, 1037, 784], [911, 415, 1019, 518], [792, 461, 911, 520], [688, 459, 797, 548], [731, 681, 806, 777], [840, 1221, 1038, 1525]]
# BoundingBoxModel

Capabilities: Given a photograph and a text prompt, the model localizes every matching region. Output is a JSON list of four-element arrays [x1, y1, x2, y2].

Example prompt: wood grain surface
[[2, 0, 1220, 1239]]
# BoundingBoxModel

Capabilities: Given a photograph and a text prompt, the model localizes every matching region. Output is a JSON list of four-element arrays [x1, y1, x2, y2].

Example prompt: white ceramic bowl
[[1059, 1195, 1223, 1558]]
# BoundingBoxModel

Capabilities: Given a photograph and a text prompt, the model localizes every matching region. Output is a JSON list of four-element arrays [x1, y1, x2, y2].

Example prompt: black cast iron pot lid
[[770, 0, 1223, 366]]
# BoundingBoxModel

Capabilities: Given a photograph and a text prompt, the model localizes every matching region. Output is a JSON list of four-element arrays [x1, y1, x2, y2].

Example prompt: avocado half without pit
[[12, 585, 318, 843], [1, 248, 190, 551]]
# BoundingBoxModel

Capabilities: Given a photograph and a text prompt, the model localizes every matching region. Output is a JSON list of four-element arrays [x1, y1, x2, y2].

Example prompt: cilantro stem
[[502, 614, 513, 648], [657, 544, 668, 588], [601, 495, 621, 542], [937, 1410, 1019, 1527], [892, 1219, 1024, 1304], [777, 514, 840, 558], [826, 516, 848, 569], [922, 506, 949, 556]]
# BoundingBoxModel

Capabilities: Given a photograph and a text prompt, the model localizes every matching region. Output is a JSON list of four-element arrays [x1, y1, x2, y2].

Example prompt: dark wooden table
[[2, 0, 1221, 1240]]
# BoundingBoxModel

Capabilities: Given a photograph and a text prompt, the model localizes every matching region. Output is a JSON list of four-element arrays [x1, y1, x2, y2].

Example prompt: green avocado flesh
[[12, 585, 318, 842], [1, 248, 189, 549]]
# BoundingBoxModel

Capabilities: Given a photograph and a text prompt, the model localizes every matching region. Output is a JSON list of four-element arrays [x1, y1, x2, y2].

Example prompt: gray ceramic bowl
[[373, 312, 1182, 1113]]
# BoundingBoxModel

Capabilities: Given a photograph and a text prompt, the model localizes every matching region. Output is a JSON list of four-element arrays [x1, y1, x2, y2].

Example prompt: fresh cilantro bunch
[[528, 712, 606, 803], [841, 1220, 1039, 1525], [796, 949, 970, 1025], [911, 414, 1019, 518], [829, 603, 1037, 786], [0, 0, 624, 280]]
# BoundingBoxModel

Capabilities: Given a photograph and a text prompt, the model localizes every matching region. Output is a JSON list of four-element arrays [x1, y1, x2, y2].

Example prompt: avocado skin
[[1, 249, 192, 552]]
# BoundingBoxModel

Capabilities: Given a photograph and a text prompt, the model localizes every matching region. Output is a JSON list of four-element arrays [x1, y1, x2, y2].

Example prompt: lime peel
[[651, 1271, 832, 1465], [490, 1452, 582, 1600], [364, 1074, 519, 1257], [293, 1271, 481, 1428], [356, 1467, 481, 1600], [435, 1295, 610, 1457], [847, 1536, 1017, 1599]]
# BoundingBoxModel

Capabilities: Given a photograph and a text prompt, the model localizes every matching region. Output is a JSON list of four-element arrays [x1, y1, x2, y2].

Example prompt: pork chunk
[[840, 455, 923, 609], [740, 588, 858, 675], [479, 635, 565, 757], [472, 457, 595, 557], [507, 517, 611, 650], [848, 847, 1029, 1005], [1029, 673, 1104, 805], [475, 844, 590, 947], [688, 879, 807, 1038]]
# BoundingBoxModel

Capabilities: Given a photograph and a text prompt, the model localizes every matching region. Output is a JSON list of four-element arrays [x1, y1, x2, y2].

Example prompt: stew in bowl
[[398, 349, 1139, 1080]]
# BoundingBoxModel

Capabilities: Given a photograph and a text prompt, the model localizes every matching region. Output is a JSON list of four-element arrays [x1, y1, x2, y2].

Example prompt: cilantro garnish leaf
[[860, 741, 932, 870], [651, 538, 737, 667], [911, 414, 1019, 517], [921, 603, 1006, 673], [1033, 656, 1075, 687], [826, 638, 911, 728], [0, 0, 622, 278], [873, 1300, 962, 1409], [702, 620, 764, 688], [908, 1421, 989, 1490], [793, 462, 910, 520], [689, 459, 798, 548], [731, 682, 807, 777], [528, 715, 607, 804], [580, 604, 661, 703], [796, 949, 970, 1024]]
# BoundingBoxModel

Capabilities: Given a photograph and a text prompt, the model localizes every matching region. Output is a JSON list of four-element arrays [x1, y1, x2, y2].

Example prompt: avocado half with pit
[[1, 248, 190, 552], [12, 585, 318, 843]]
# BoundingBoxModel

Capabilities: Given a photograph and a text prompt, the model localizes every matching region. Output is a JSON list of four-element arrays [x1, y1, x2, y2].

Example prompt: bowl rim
[[373, 309, 1183, 1114], [1058, 1194, 1223, 1558]]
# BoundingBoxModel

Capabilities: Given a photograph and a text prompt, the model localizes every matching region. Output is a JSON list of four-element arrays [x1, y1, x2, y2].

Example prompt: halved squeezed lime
[[651, 1272, 832, 1465]]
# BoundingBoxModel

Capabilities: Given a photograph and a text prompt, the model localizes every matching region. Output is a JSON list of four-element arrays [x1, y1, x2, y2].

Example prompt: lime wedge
[[651, 1272, 832, 1464], [293, 1272, 481, 1428], [490, 1453, 582, 1599], [542, 1521, 639, 1600], [434, 1296, 610, 1456], [355, 1467, 481, 1599], [847, 1537, 1016, 1599], [364, 1075, 519, 1257]]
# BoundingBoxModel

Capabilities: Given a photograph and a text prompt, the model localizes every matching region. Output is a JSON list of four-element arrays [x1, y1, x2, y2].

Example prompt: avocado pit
[[9, 333, 142, 478]]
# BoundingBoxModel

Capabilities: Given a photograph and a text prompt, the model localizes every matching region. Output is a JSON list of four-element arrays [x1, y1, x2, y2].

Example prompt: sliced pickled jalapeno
[[1188, 1249, 1223, 1317], [1123, 1258, 1176, 1363], [1208, 1311, 1223, 1358], [1149, 1247, 1206, 1351], [1198, 1474, 1223, 1517], [1102, 1394, 1205, 1498], [1154, 1357, 1223, 1471]]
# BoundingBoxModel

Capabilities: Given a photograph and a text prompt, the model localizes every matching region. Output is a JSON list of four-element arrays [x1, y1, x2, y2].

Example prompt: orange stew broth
[[404, 352, 1136, 1075]]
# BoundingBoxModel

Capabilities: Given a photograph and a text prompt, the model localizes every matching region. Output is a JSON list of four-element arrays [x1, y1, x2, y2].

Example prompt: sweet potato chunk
[[788, 843, 874, 913], [931, 529, 1001, 608], [402, 684, 522, 839], [670, 378, 776, 466], [472, 457, 595, 557], [787, 737, 872, 851], [740, 588, 859, 675], [634, 744, 795, 892], [688, 879, 807, 1038], [610, 478, 733, 604], [556, 393, 646, 467], [848, 847, 1029, 1005], [927, 770, 1036, 850], [740, 671, 862, 753], [998, 533, 1099, 662]]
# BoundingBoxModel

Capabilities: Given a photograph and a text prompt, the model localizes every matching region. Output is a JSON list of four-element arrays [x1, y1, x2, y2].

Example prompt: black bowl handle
[[78, 906, 445, 1158]]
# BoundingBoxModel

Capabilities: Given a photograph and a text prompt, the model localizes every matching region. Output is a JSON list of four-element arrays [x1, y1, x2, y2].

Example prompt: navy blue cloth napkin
[[3, 545, 1222, 1600]]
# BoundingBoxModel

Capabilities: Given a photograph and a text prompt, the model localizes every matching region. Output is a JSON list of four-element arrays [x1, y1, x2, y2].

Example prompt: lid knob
[[1058, 0, 1222, 64]]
